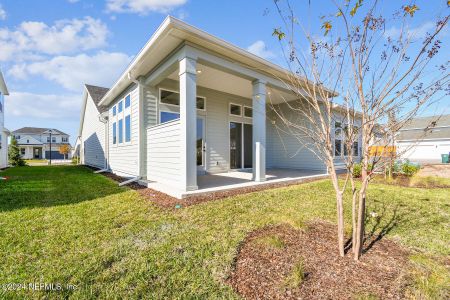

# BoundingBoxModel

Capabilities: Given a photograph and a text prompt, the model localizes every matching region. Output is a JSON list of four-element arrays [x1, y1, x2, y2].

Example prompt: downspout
[[128, 72, 145, 180], [98, 111, 109, 171]]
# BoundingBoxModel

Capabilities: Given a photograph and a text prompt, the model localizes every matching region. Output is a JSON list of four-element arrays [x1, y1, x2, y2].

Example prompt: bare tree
[[270, 0, 449, 260]]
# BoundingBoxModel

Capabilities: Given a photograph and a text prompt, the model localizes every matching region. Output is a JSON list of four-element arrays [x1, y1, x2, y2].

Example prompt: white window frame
[[123, 93, 132, 145], [158, 88, 206, 124], [334, 121, 360, 157], [159, 110, 180, 124], [243, 106, 253, 119], [229, 103, 242, 117], [112, 121, 117, 145]]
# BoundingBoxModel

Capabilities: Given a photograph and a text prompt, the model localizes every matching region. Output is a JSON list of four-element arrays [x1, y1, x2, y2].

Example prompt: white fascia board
[[99, 16, 337, 107]]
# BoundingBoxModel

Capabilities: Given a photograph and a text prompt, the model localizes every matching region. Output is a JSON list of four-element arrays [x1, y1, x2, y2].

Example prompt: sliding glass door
[[230, 122, 253, 169], [230, 122, 242, 169]]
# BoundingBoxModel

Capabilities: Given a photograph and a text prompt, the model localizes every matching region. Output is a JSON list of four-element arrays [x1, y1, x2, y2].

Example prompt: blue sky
[[0, 0, 448, 143]]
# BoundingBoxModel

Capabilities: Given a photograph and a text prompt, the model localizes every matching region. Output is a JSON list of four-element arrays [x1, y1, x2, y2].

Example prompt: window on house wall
[[118, 119, 123, 143], [21, 148, 25, 155], [62, 137, 68, 143], [52, 137, 56, 143], [125, 95, 131, 108], [47, 137, 50, 142], [160, 111, 180, 123], [230, 104, 242, 116], [118, 101, 123, 113], [196, 97, 205, 110], [334, 122, 342, 156], [112, 122, 117, 144], [16, 135, 20, 140], [160, 90, 180, 106], [125, 115, 131, 142], [112, 106, 116, 116], [353, 141, 359, 156], [160, 89, 205, 109], [244, 106, 253, 118]]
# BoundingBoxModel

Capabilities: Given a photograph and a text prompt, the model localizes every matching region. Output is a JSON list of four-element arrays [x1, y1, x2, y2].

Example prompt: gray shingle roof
[[397, 114, 450, 141], [12, 127, 69, 136], [402, 114, 450, 129], [85, 84, 109, 113]]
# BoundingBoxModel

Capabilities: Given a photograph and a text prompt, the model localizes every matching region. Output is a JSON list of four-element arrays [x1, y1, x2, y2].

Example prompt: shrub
[[353, 163, 362, 178], [401, 162, 420, 177], [8, 137, 26, 166], [71, 157, 79, 165]]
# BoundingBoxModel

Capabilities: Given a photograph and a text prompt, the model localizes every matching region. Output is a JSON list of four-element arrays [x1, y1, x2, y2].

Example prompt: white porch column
[[179, 56, 198, 191], [252, 79, 266, 182]]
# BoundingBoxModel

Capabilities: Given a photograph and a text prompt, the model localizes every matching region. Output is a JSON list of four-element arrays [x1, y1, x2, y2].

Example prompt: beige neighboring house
[[396, 114, 450, 164], [0, 70, 10, 168], [12, 127, 71, 160]]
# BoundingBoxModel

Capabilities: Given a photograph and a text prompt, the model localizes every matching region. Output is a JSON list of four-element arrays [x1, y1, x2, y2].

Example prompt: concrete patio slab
[[140, 168, 328, 199]]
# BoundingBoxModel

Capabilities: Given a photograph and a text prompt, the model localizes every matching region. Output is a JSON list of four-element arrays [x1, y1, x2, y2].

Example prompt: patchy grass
[[407, 254, 450, 299], [24, 159, 48, 165], [0, 165, 448, 298], [409, 175, 450, 188], [284, 259, 306, 288], [255, 234, 286, 249]]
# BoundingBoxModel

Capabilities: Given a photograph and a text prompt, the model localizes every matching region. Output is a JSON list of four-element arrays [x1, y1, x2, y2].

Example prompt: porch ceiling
[[167, 63, 298, 104]]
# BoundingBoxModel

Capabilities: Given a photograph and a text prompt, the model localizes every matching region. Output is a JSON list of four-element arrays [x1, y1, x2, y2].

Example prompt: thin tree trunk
[[354, 181, 367, 260], [329, 171, 345, 257], [336, 192, 345, 257], [351, 189, 358, 253]]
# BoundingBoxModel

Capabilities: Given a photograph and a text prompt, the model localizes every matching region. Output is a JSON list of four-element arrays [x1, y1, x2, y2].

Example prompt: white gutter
[[98, 16, 337, 107], [98, 111, 109, 171], [119, 176, 141, 186], [94, 168, 109, 174]]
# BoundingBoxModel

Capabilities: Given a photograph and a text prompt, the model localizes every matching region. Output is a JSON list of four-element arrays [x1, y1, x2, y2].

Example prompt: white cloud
[[7, 92, 80, 120], [0, 4, 6, 20], [106, 0, 187, 14], [9, 51, 132, 91], [0, 17, 109, 61], [247, 40, 275, 59], [385, 21, 448, 41]]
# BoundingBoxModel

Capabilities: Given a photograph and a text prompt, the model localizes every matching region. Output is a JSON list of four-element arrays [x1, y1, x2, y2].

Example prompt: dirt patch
[[228, 221, 410, 300], [417, 164, 450, 178]]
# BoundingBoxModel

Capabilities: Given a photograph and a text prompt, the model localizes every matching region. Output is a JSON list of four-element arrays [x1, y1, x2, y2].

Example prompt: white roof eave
[[98, 16, 337, 107]]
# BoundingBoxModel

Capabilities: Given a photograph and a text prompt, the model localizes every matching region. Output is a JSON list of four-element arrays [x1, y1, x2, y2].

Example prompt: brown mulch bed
[[227, 221, 410, 300], [84, 165, 328, 209], [137, 176, 327, 210]]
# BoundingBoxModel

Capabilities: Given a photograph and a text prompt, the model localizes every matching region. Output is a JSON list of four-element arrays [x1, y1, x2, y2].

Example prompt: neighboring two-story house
[[12, 127, 71, 160], [0, 70, 10, 168]]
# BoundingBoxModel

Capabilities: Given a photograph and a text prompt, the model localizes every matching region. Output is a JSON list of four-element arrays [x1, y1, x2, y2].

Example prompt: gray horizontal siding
[[266, 103, 327, 171], [147, 120, 181, 186], [108, 84, 139, 176], [81, 95, 106, 169]]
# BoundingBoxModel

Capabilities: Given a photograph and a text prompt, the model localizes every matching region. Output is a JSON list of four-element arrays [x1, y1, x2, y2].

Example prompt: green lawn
[[0, 166, 448, 299]]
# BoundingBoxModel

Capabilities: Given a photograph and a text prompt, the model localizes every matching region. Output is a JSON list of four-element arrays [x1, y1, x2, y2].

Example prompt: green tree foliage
[[8, 136, 25, 166]]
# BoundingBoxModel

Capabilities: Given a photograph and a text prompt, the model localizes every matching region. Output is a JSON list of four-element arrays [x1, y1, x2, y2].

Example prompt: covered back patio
[[142, 168, 328, 199]]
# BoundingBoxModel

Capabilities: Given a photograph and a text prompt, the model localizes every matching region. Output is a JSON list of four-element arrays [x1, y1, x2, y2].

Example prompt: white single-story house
[[78, 16, 361, 198], [0, 70, 10, 169], [396, 114, 450, 164]]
